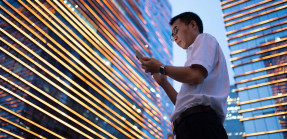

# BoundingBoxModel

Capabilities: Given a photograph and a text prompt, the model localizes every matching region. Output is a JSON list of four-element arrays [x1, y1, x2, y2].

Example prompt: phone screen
[[135, 50, 144, 60]]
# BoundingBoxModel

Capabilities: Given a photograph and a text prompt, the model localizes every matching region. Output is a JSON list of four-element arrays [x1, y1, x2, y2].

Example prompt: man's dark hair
[[169, 12, 203, 33]]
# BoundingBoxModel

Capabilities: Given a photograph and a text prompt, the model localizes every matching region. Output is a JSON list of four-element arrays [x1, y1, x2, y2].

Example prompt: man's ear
[[189, 20, 198, 31]]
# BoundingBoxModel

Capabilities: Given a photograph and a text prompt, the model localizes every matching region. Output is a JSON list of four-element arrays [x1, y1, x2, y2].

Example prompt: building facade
[[0, 0, 173, 138], [221, 0, 287, 139], [224, 85, 245, 139]]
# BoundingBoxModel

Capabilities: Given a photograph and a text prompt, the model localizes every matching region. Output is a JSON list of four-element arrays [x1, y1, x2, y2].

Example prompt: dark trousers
[[174, 110, 228, 139]]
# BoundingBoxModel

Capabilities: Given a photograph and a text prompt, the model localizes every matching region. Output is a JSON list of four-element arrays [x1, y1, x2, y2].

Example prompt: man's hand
[[140, 57, 163, 75], [152, 73, 168, 86]]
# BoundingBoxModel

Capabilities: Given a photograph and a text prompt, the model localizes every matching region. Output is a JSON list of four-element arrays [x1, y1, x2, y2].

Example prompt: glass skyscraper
[[224, 85, 245, 139], [0, 0, 173, 138], [221, 0, 287, 138]]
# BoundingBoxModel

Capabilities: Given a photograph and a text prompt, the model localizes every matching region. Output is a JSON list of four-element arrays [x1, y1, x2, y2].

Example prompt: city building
[[221, 0, 287, 138], [0, 0, 173, 138], [224, 85, 245, 139]]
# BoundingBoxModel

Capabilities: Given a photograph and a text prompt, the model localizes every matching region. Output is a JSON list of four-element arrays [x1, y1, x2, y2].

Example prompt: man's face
[[171, 19, 199, 49]]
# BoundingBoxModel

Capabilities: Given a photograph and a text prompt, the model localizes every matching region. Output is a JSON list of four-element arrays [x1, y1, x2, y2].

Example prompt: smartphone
[[135, 50, 144, 60]]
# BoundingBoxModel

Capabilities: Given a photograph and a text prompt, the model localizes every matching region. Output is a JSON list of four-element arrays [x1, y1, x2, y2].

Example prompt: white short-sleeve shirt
[[170, 33, 230, 123]]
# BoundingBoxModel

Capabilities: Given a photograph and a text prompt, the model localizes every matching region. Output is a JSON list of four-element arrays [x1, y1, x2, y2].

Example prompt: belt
[[172, 105, 213, 134]]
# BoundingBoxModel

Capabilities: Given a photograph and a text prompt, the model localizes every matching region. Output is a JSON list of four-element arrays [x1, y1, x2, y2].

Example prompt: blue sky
[[169, 0, 235, 91]]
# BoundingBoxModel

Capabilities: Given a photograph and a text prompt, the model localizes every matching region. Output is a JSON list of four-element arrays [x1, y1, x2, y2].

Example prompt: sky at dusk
[[169, 0, 235, 91]]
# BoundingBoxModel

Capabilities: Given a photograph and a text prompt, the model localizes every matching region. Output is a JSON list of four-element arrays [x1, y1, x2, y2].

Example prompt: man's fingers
[[142, 57, 149, 61]]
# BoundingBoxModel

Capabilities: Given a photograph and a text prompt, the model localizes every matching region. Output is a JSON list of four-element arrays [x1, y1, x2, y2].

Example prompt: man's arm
[[140, 57, 208, 85], [152, 73, 177, 105], [160, 80, 177, 105], [164, 64, 207, 85]]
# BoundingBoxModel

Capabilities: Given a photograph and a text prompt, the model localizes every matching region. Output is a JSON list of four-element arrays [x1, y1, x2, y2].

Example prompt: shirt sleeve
[[186, 33, 219, 74]]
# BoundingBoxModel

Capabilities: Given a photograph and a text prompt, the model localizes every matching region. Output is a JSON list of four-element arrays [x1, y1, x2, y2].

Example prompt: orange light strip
[[0, 128, 24, 139], [50, 0, 161, 118], [1, 2, 155, 137], [238, 102, 287, 113], [85, 0, 148, 54], [33, 1, 162, 135], [230, 36, 287, 55], [227, 15, 287, 35], [236, 78, 287, 92], [86, 0, 165, 94], [225, 5, 287, 27], [234, 63, 287, 78], [54, 0, 163, 119], [243, 129, 287, 137], [0, 25, 138, 138], [100, 0, 151, 53], [0, 42, 136, 138], [0, 86, 92, 138], [1, 1, 160, 131], [240, 111, 287, 121], [36, 0, 159, 124], [52, 0, 161, 113], [0, 41, 113, 138], [0, 105, 65, 139], [221, 0, 235, 5], [3, 0, 164, 136], [228, 20, 287, 41], [238, 92, 287, 105], [221, 0, 248, 10], [223, 0, 272, 17], [235, 71, 286, 85], [76, 0, 166, 105], [229, 26, 287, 46], [224, 0, 286, 22], [0, 72, 104, 138], [231, 44, 287, 62], [232, 51, 287, 68]]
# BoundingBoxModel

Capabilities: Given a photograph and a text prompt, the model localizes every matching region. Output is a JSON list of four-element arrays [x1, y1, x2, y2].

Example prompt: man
[[140, 12, 229, 139]]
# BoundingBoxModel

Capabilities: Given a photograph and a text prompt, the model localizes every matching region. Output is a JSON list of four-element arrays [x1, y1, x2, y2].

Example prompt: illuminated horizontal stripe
[[231, 43, 287, 62], [0, 40, 113, 138], [229, 26, 287, 46], [224, 0, 286, 22], [221, 0, 248, 10], [48, 1, 164, 129], [51, 0, 162, 116], [0, 128, 24, 139], [232, 51, 287, 68], [225, 5, 287, 27], [221, 0, 235, 5], [234, 63, 287, 78], [230, 36, 287, 56], [49, 0, 162, 117], [74, 0, 167, 106], [0, 105, 65, 139], [0, 25, 138, 138], [2, 2, 158, 137], [0, 72, 105, 138], [0, 86, 92, 138], [228, 20, 287, 41], [243, 129, 287, 137], [238, 102, 287, 113], [227, 15, 287, 35], [240, 111, 287, 121], [235, 71, 286, 85], [1, 0, 160, 128], [223, 0, 272, 17], [238, 92, 287, 105], [31, 1, 162, 135], [236, 78, 287, 92], [0, 38, 135, 138], [2, 0, 169, 137]]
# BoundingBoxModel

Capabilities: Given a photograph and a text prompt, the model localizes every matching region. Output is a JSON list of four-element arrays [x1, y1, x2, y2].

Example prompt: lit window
[[275, 37, 281, 42]]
